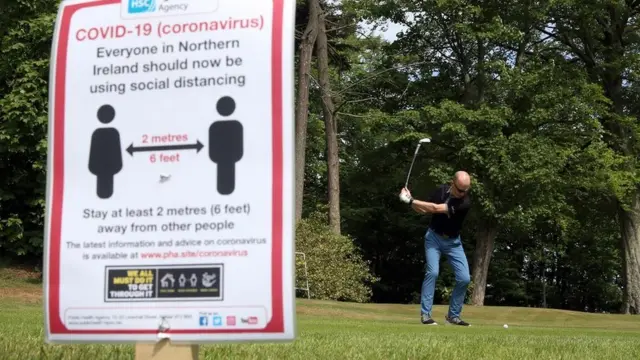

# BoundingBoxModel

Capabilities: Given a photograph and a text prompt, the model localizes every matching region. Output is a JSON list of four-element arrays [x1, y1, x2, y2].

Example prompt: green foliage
[[0, 8, 57, 261], [295, 213, 379, 303], [0, 0, 636, 313], [440, 279, 475, 305], [333, 0, 632, 311]]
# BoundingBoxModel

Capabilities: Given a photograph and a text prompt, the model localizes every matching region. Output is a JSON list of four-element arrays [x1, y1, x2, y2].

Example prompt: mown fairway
[[1, 268, 639, 360]]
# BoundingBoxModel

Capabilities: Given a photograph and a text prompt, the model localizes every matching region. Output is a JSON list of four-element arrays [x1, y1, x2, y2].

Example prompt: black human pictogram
[[209, 96, 243, 195], [88, 104, 123, 199]]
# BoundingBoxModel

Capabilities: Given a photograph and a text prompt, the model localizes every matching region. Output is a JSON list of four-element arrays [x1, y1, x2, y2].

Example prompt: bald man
[[399, 171, 472, 326]]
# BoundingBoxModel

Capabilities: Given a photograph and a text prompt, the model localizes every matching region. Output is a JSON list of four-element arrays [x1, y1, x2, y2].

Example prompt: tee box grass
[[1, 267, 639, 359]]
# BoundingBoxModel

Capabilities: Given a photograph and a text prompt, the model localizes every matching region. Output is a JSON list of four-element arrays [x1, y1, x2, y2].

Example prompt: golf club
[[404, 138, 431, 188]]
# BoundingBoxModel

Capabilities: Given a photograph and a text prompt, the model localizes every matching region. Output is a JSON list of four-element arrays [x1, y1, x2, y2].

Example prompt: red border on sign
[[48, 0, 285, 335]]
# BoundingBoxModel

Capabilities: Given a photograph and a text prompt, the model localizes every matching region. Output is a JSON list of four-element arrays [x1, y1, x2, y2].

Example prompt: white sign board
[[44, 0, 296, 343]]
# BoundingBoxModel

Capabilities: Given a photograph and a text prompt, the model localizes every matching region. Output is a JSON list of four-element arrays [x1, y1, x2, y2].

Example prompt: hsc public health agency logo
[[128, 0, 156, 14], [125, 0, 197, 15]]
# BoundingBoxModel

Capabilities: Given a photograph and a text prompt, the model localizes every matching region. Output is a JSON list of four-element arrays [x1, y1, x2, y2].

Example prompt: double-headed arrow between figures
[[126, 140, 204, 156]]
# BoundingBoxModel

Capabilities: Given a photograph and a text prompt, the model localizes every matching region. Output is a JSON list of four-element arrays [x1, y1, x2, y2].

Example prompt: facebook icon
[[128, 0, 156, 14], [199, 316, 208, 326]]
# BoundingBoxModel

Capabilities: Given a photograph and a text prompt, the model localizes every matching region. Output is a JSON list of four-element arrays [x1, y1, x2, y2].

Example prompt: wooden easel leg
[[135, 339, 199, 360]]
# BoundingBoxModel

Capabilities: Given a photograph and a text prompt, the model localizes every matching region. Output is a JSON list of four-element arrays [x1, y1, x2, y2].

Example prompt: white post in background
[[295, 252, 310, 299]]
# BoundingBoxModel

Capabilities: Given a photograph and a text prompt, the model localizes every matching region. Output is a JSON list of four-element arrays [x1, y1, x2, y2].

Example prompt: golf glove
[[399, 189, 413, 204]]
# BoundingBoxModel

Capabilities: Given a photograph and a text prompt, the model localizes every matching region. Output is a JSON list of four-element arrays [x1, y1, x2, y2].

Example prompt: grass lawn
[[1, 268, 640, 359]]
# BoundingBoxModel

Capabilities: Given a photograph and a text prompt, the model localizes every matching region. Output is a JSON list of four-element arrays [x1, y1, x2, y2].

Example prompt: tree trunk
[[315, 6, 340, 234], [618, 194, 640, 314], [470, 221, 498, 306], [294, 0, 319, 223]]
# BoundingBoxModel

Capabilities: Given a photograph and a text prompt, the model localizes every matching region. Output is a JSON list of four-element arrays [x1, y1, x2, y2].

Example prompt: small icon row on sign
[[160, 272, 218, 288], [198, 315, 238, 327], [198, 315, 258, 327]]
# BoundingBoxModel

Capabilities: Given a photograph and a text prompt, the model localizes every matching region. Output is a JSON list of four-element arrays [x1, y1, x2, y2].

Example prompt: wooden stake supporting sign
[[43, 0, 297, 352], [135, 341, 199, 360]]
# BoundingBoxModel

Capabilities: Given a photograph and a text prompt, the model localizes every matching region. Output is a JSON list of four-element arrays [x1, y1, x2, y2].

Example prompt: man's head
[[450, 171, 471, 198]]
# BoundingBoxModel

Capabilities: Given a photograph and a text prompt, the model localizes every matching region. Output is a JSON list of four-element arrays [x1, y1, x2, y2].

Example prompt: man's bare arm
[[410, 199, 448, 214]]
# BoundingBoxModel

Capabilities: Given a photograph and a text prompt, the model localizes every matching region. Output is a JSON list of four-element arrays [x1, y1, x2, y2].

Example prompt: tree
[[345, 0, 619, 306], [537, 0, 640, 314], [0, 1, 58, 261], [295, 0, 320, 222], [315, 2, 341, 234]]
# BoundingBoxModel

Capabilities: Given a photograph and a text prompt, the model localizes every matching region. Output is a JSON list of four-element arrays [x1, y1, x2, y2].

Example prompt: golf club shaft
[[404, 144, 421, 188]]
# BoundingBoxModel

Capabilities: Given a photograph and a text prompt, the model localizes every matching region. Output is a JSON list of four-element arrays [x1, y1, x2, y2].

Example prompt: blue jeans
[[420, 229, 471, 318]]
